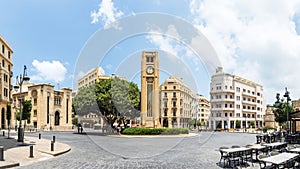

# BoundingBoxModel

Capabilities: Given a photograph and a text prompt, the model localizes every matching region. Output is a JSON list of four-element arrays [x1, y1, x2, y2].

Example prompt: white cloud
[[190, 0, 300, 103], [146, 25, 183, 57], [90, 0, 124, 29], [105, 64, 113, 70], [31, 60, 67, 84]]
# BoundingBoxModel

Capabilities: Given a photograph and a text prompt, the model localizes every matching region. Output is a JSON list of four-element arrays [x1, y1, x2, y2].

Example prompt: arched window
[[55, 111, 60, 125]]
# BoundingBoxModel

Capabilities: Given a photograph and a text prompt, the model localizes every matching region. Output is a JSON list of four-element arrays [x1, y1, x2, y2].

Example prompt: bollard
[[0, 146, 4, 161], [51, 141, 54, 151], [29, 145, 34, 158], [39, 133, 41, 139], [2, 131, 4, 136], [53, 136, 55, 143]]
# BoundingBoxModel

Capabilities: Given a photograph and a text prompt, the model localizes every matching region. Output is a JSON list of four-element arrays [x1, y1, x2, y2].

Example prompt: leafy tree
[[74, 78, 140, 129], [72, 117, 78, 125], [96, 78, 140, 128], [16, 100, 32, 128], [6, 105, 12, 138], [6, 105, 11, 128], [250, 121, 255, 128], [236, 120, 241, 128], [73, 85, 99, 115], [273, 93, 294, 128], [188, 119, 197, 128]]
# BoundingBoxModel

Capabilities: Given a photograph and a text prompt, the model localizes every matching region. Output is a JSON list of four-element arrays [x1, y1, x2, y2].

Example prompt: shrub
[[122, 128, 189, 135], [162, 128, 189, 135]]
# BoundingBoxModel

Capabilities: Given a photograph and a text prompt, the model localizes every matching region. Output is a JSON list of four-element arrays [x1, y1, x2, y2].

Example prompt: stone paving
[[0, 130, 71, 168], [11, 130, 260, 169]]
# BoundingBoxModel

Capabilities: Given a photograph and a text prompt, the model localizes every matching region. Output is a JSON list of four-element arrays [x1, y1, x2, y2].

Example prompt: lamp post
[[14, 65, 30, 142], [283, 87, 291, 134]]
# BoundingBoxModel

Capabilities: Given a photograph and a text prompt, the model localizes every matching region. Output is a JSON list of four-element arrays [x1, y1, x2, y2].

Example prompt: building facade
[[12, 83, 73, 131], [77, 67, 105, 90], [0, 35, 13, 129], [160, 76, 195, 128], [292, 99, 300, 111], [78, 112, 103, 128], [264, 105, 277, 129], [140, 51, 160, 128], [196, 95, 210, 128], [209, 67, 265, 130]]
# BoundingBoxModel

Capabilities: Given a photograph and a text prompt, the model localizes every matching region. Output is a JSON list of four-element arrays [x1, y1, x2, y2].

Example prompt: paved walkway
[[0, 131, 71, 168]]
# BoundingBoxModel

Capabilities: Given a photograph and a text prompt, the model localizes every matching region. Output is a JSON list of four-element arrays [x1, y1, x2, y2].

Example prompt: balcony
[[242, 92, 256, 98], [242, 109, 257, 113], [171, 97, 177, 101], [210, 98, 235, 102], [242, 100, 257, 106], [223, 107, 235, 111], [10, 71, 13, 77]]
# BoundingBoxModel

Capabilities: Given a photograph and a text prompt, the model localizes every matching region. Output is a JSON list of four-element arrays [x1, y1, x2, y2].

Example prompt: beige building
[[78, 112, 103, 128], [292, 99, 300, 111], [209, 67, 265, 130], [197, 95, 210, 128], [140, 51, 160, 128], [12, 82, 73, 131], [291, 99, 300, 132], [264, 105, 277, 129], [78, 67, 105, 90], [160, 76, 195, 128], [0, 35, 13, 129]]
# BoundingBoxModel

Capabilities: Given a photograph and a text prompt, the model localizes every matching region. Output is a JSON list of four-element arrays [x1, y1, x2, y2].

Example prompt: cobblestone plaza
[[16, 131, 257, 169]]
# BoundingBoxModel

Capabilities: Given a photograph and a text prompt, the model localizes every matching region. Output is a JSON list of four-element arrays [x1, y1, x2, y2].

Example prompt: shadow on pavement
[[0, 136, 19, 151]]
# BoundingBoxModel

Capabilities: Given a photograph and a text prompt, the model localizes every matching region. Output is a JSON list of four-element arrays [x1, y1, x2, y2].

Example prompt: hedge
[[122, 128, 189, 135]]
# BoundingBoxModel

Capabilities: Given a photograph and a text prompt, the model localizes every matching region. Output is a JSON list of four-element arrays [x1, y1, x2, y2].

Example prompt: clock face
[[146, 66, 154, 74]]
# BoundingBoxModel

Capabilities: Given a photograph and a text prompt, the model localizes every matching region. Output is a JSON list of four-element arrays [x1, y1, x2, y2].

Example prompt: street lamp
[[283, 87, 291, 134], [14, 65, 30, 142]]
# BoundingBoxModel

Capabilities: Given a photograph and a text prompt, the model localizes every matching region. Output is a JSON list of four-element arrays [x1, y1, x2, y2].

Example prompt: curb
[[0, 161, 19, 169]]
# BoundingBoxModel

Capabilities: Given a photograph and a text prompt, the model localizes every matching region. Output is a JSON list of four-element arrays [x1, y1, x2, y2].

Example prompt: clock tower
[[140, 51, 160, 128]]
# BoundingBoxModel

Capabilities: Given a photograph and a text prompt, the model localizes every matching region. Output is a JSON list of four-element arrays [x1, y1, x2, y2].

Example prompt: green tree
[[273, 93, 294, 128], [73, 85, 98, 115], [16, 100, 32, 128], [188, 119, 197, 129], [6, 104, 11, 127], [250, 121, 255, 128], [6, 105, 12, 138], [72, 117, 78, 125], [96, 78, 140, 128], [74, 78, 140, 128], [236, 120, 241, 128]]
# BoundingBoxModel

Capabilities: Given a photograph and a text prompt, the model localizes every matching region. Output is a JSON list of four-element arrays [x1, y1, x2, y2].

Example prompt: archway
[[163, 119, 168, 128], [54, 111, 60, 126], [1, 108, 5, 129]]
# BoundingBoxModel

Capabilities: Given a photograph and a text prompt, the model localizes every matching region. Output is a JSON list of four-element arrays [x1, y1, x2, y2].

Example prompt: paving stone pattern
[[16, 131, 257, 169]]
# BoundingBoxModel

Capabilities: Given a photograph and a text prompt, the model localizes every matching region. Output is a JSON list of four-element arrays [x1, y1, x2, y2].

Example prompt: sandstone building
[[160, 76, 197, 128], [12, 82, 73, 131], [0, 35, 13, 129]]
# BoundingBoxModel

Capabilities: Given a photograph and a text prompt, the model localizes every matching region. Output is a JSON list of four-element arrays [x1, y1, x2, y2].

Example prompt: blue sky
[[1, 0, 300, 104]]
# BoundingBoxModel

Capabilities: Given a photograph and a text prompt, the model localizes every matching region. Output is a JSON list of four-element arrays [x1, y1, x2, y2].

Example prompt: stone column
[[168, 118, 172, 128]]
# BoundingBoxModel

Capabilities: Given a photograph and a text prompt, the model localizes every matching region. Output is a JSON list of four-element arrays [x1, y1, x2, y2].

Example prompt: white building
[[209, 67, 265, 130]]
